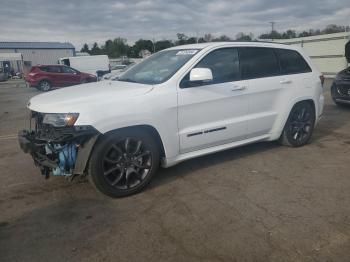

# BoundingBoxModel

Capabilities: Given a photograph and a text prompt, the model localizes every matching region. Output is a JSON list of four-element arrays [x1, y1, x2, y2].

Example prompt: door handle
[[280, 79, 292, 84], [231, 85, 247, 91]]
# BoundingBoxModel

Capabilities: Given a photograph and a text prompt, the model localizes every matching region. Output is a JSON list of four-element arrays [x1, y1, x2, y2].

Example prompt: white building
[[272, 32, 350, 77], [0, 42, 75, 72]]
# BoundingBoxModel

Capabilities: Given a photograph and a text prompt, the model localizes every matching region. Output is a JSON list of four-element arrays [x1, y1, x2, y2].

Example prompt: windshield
[[118, 49, 199, 85]]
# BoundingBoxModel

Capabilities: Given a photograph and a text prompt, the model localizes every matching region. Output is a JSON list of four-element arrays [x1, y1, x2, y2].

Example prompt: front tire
[[89, 129, 160, 198], [279, 102, 316, 147]]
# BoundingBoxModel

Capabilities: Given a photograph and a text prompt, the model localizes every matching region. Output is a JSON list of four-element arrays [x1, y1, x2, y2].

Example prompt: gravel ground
[[1, 79, 350, 262]]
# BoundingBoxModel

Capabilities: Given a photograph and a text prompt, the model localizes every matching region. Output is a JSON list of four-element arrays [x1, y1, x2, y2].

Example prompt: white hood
[[28, 81, 154, 113]]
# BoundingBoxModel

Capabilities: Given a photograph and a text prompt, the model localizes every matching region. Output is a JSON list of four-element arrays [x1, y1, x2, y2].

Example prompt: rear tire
[[279, 101, 315, 147], [89, 129, 160, 198], [38, 80, 51, 91]]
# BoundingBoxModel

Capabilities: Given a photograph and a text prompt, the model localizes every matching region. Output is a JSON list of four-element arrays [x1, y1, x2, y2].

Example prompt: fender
[[90, 115, 179, 160]]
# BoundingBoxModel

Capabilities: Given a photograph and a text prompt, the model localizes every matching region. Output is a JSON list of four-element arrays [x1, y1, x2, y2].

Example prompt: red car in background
[[26, 65, 97, 91]]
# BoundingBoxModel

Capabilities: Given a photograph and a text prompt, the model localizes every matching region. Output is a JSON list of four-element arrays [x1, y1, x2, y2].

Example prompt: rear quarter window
[[45, 66, 61, 73], [276, 49, 312, 74], [239, 47, 280, 79]]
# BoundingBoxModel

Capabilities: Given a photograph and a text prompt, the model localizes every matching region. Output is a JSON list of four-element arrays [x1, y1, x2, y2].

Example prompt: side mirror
[[189, 68, 213, 82]]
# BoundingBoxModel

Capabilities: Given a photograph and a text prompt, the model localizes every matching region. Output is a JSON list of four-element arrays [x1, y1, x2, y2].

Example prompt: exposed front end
[[18, 111, 99, 179]]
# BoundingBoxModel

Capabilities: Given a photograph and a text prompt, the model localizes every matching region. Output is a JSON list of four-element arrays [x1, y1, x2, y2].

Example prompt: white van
[[58, 55, 110, 77]]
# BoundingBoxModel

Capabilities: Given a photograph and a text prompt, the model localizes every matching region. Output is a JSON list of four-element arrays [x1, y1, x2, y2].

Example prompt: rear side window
[[276, 49, 312, 74], [239, 47, 280, 79], [39, 66, 50, 72], [40, 66, 61, 73]]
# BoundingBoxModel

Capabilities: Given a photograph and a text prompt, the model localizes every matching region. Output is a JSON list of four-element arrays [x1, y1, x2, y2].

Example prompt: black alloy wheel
[[280, 102, 315, 147], [103, 138, 152, 189], [89, 129, 159, 197]]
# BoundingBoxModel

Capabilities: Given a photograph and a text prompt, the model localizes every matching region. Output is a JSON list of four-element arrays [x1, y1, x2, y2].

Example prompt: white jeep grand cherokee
[[19, 42, 324, 197]]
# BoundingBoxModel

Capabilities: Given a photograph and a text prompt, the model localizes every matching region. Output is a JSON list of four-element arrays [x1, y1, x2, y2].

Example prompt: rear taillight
[[319, 75, 325, 86]]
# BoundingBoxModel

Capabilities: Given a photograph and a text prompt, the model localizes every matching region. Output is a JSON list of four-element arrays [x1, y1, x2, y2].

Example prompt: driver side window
[[180, 48, 240, 88]]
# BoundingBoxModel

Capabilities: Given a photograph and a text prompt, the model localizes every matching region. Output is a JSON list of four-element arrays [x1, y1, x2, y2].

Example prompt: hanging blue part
[[52, 144, 77, 176]]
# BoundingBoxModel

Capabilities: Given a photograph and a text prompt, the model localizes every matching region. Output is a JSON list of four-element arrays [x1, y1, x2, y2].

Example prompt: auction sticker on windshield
[[176, 50, 198, 56]]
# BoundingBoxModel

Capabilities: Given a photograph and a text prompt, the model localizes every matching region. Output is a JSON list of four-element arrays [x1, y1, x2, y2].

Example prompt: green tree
[[322, 24, 347, 34], [203, 34, 213, 42], [127, 46, 139, 58], [133, 39, 154, 57], [112, 37, 129, 57], [90, 42, 101, 55], [186, 37, 198, 44], [101, 38, 129, 58], [176, 33, 189, 45], [298, 31, 311, 37], [80, 43, 90, 53], [213, 35, 232, 42], [259, 30, 282, 40], [154, 40, 173, 52], [235, 32, 253, 41], [281, 30, 296, 39]]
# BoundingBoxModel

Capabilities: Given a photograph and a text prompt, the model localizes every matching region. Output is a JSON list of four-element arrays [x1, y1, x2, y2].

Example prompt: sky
[[0, 0, 349, 49]]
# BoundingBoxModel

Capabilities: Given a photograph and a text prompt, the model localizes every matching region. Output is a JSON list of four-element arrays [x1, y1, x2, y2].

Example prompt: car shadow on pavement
[[151, 141, 279, 190], [151, 102, 350, 191], [312, 103, 350, 142]]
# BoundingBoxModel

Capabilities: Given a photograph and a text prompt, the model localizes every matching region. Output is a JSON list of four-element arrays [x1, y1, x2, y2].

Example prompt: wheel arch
[[299, 99, 316, 114], [38, 78, 52, 85], [285, 98, 316, 125], [76, 124, 167, 176], [270, 97, 317, 141], [100, 125, 166, 158]]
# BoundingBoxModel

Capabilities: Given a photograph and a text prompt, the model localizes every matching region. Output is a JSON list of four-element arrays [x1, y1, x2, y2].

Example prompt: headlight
[[43, 113, 79, 127]]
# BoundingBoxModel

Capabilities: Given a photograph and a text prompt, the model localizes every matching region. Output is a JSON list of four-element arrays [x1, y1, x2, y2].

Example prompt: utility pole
[[152, 33, 155, 53], [269, 21, 276, 40]]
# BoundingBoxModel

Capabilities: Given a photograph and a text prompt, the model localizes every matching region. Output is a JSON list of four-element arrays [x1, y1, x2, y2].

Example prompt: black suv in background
[[331, 67, 350, 106]]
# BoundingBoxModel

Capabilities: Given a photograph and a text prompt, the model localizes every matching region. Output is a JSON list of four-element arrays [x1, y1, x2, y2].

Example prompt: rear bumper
[[26, 79, 39, 87]]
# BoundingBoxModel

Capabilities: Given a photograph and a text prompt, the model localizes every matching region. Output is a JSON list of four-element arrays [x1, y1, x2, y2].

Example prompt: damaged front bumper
[[18, 111, 99, 179]]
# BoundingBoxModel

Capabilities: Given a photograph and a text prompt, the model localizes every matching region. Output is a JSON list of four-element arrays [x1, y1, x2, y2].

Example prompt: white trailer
[[272, 32, 350, 77], [59, 55, 110, 77]]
